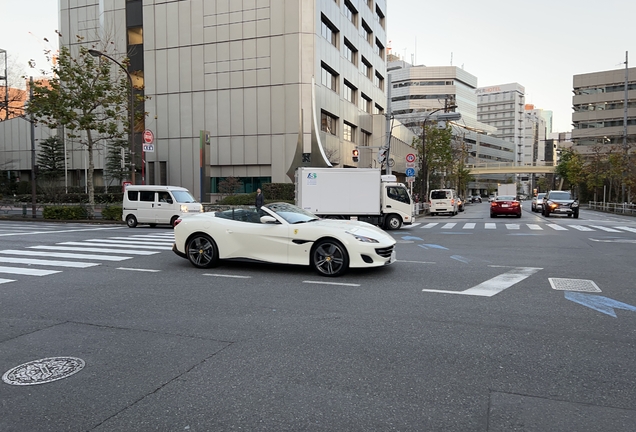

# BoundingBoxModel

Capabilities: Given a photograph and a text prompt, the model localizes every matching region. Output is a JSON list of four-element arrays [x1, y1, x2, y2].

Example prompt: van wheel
[[170, 216, 179, 227], [125, 215, 138, 228], [385, 214, 402, 230], [186, 234, 219, 268]]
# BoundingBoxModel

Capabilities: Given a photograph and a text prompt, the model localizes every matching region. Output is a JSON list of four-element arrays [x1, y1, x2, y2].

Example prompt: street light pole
[[88, 49, 135, 185]]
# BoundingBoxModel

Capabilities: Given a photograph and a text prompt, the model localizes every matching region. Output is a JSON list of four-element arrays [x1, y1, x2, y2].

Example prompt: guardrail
[[587, 201, 636, 216]]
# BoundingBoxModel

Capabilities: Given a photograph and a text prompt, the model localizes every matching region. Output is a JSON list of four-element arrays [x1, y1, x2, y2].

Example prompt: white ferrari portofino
[[172, 202, 397, 276]]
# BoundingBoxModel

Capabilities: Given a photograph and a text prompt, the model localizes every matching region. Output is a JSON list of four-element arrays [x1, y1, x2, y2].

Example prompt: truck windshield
[[386, 186, 411, 204]]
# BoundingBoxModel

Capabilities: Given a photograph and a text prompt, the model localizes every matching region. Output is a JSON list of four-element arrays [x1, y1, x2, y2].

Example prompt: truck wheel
[[311, 239, 349, 277], [385, 214, 402, 230], [125, 215, 138, 228]]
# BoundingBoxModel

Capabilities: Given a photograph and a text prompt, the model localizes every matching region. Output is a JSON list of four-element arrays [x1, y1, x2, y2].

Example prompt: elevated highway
[[467, 163, 556, 175]]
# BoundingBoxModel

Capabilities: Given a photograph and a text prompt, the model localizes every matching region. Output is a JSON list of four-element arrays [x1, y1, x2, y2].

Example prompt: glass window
[[321, 111, 338, 135], [374, 71, 384, 90], [321, 63, 338, 92], [344, 0, 357, 26], [343, 39, 357, 65], [361, 130, 371, 146], [374, 38, 384, 59], [140, 191, 155, 202], [373, 103, 384, 115], [128, 27, 143, 45], [359, 93, 371, 113], [321, 15, 338, 47], [343, 81, 356, 104], [375, 5, 385, 28], [360, 20, 372, 44], [126, 190, 139, 201], [343, 122, 355, 142], [361, 56, 372, 79]]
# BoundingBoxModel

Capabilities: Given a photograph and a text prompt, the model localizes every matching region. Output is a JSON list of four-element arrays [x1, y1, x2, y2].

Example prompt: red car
[[490, 195, 522, 218]]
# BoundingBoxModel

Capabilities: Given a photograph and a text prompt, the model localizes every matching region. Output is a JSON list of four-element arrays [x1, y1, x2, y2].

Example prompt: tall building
[[522, 105, 547, 165], [56, 0, 390, 199], [571, 66, 636, 153], [476, 83, 526, 165]]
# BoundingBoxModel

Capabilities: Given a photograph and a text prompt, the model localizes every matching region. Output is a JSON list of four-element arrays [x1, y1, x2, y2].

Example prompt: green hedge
[[42, 206, 88, 220], [101, 205, 123, 221]]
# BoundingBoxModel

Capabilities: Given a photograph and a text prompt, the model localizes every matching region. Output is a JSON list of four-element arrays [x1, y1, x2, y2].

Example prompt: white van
[[429, 189, 458, 216], [122, 185, 203, 228]]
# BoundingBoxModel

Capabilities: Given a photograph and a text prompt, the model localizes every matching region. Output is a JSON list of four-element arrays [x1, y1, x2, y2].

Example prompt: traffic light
[[352, 148, 359, 162]]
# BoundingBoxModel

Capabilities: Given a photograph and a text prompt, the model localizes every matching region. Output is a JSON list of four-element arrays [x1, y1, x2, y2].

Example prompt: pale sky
[[2, 0, 634, 133]]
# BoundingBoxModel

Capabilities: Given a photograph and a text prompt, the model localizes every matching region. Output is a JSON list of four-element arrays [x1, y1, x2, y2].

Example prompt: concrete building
[[571, 66, 636, 154], [55, 0, 393, 201]]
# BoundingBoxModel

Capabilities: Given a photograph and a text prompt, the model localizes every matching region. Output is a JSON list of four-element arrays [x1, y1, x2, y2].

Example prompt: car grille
[[375, 245, 394, 258]]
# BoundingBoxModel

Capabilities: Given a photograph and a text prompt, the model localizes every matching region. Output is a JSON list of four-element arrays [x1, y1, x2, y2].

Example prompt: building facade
[[55, 0, 392, 200]]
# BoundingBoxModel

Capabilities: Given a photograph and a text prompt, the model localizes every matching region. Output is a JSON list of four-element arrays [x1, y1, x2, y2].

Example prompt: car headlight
[[572, 201, 579, 208], [346, 231, 379, 243], [180, 205, 189, 212]]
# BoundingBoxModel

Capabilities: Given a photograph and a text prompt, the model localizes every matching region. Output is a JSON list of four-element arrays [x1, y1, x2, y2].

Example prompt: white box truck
[[295, 168, 414, 230], [497, 183, 517, 197]]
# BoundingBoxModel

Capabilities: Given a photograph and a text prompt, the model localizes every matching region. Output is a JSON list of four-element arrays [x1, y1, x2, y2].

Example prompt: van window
[[127, 191, 139, 201], [431, 190, 449, 200], [140, 191, 156, 202]]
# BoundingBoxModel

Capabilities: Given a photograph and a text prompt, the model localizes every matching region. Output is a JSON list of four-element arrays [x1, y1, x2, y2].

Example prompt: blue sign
[[405, 167, 416, 177]]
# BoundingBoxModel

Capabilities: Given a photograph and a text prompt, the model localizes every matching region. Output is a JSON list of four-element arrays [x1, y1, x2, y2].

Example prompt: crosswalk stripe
[[106, 237, 174, 243], [0, 278, 16, 284], [28, 246, 157, 256], [421, 223, 439, 229], [546, 224, 568, 231], [57, 242, 172, 250], [616, 226, 636, 233], [505, 224, 520, 230], [590, 226, 621, 232], [0, 266, 61, 276], [568, 225, 595, 231], [441, 223, 456, 229], [0, 256, 99, 268], [485, 223, 496, 229], [63, 240, 170, 249], [527, 224, 543, 230], [3, 249, 133, 260], [463, 223, 476, 229]]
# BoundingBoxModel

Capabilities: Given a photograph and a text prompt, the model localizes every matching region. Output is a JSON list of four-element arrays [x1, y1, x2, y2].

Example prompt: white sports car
[[172, 202, 397, 277]]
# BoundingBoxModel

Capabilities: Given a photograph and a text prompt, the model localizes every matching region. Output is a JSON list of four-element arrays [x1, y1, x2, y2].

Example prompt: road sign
[[406, 177, 415, 183], [405, 167, 416, 177], [406, 162, 415, 168], [142, 129, 154, 144], [406, 153, 416, 163], [143, 143, 155, 152]]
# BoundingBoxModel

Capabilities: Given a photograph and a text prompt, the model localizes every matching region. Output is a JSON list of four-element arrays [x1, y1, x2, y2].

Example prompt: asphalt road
[[1, 203, 636, 431]]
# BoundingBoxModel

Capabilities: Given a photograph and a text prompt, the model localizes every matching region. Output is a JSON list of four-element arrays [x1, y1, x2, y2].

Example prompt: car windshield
[[172, 190, 198, 203], [497, 195, 516, 201], [265, 202, 319, 224], [549, 192, 572, 200]]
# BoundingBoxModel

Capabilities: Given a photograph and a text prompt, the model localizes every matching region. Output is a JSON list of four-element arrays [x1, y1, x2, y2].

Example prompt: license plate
[[501, 204, 509, 208]]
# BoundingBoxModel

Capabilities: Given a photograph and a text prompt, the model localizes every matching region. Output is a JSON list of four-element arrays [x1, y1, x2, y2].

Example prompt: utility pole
[[622, 51, 629, 204], [385, 74, 393, 175]]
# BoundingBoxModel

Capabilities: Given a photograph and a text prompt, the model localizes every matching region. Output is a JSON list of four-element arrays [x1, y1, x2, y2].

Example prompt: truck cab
[[380, 175, 413, 229]]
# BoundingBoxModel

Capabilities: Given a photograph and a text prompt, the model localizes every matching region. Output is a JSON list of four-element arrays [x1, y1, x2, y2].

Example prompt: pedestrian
[[255, 188, 264, 209]]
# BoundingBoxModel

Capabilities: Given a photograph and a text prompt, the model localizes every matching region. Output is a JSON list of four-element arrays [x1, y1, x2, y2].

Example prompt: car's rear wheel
[[170, 216, 179, 227], [186, 234, 219, 268], [311, 239, 349, 277], [490, 213, 496, 218], [517, 212, 522, 218], [385, 214, 402, 230], [125, 215, 138, 228]]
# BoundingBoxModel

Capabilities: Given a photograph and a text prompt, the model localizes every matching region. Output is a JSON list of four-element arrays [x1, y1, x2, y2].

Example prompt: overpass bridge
[[467, 163, 556, 175]]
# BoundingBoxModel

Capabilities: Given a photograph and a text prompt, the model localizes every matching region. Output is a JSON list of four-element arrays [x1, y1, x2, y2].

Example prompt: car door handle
[[386, 205, 392, 208]]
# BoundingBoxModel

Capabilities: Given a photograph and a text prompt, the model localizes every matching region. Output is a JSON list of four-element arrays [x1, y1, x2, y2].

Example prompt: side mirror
[[167, 199, 173, 204], [260, 215, 278, 224]]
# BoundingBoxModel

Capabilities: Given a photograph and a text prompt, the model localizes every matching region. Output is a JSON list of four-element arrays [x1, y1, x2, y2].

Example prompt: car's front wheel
[[573, 211, 579, 219], [311, 239, 349, 277], [186, 234, 219, 268], [125, 215, 138, 228]]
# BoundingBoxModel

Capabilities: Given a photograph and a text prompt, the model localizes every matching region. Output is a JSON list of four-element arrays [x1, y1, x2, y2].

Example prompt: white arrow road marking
[[304, 280, 361, 287], [0, 278, 16, 284], [422, 267, 543, 297]]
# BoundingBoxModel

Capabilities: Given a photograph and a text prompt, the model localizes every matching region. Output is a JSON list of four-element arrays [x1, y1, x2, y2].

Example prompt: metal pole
[[622, 51, 628, 204], [29, 77, 37, 218], [88, 50, 135, 185], [385, 74, 392, 175]]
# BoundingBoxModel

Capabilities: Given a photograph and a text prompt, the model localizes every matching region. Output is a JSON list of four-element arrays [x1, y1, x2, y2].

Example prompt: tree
[[555, 149, 585, 193], [36, 136, 66, 182], [26, 39, 130, 217], [104, 138, 130, 187]]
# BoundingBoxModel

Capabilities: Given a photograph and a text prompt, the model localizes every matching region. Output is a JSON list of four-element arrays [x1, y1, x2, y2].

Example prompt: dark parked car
[[490, 195, 522, 218], [471, 195, 482, 203], [542, 191, 579, 218]]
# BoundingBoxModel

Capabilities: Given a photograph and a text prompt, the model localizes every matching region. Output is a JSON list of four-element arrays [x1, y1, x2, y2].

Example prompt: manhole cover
[[549, 278, 601, 293], [2, 357, 85, 386]]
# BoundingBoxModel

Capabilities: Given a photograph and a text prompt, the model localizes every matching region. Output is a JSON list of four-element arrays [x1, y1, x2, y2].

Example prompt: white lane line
[[117, 267, 161, 272], [485, 223, 496, 229], [0, 227, 124, 237], [422, 267, 542, 297], [0, 278, 16, 284], [0, 256, 99, 268], [441, 223, 456, 229], [527, 224, 543, 230], [546, 224, 568, 231], [616, 226, 636, 233], [29, 246, 156, 256], [568, 225, 594, 231], [303, 280, 361, 287], [420, 223, 439, 229], [589, 226, 621, 232], [203, 273, 252, 279], [130, 235, 175, 239], [505, 224, 520, 230], [396, 260, 436, 264], [92, 238, 174, 245], [56, 242, 172, 250], [463, 223, 476, 229], [2, 250, 131, 261], [0, 266, 61, 276]]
